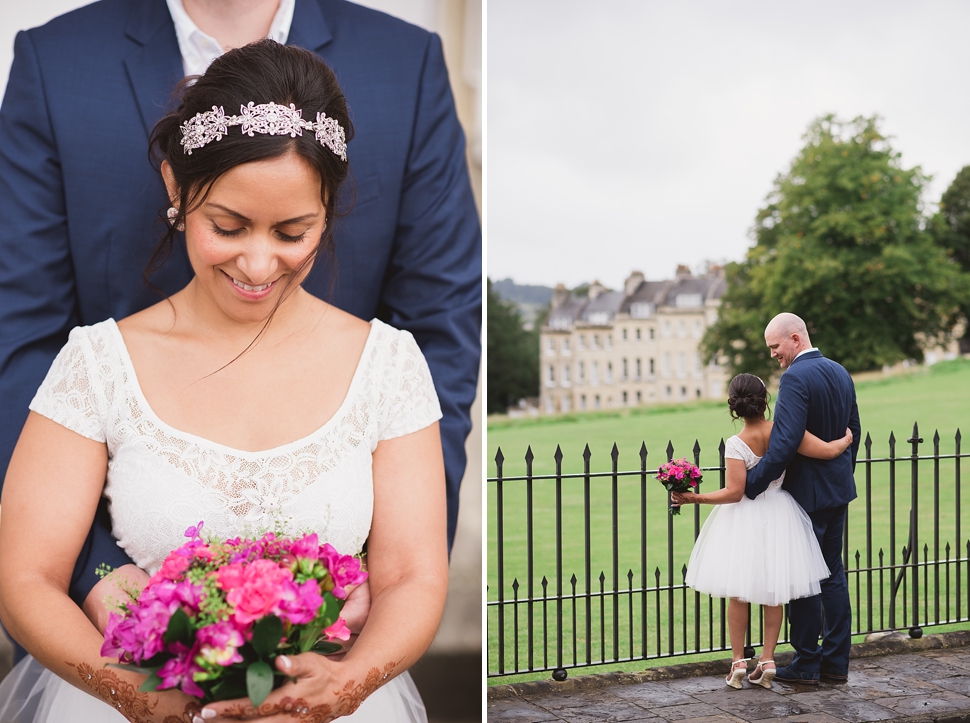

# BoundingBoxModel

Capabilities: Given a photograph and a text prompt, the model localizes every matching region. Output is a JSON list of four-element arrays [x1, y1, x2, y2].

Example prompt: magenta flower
[[323, 617, 351, 642], [320, 544, 368, 599], [277, 579, 324, 625], [184, 521, 205, 540], [158, 642, 205, 698], [196, 622, 245, 667], [291, 533, 321, 560]]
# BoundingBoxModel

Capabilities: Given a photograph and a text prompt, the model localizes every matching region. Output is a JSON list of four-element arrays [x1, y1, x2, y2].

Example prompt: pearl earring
[[166, 206, 185, 232]]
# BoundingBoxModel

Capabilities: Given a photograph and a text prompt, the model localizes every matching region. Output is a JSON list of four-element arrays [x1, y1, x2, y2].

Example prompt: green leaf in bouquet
[[321, 592, 342, 626], [297, 622, 324, 654], [246, 660, 274, 707], [252, 615, 284, 658], [138, 671, 164, 693], [210, 673, 249, 702], [163, 607, 193, 645], [309, 640, 343, 655]]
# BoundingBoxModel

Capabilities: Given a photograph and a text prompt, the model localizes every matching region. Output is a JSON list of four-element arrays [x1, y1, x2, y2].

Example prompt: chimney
[[706, 264, 723, 278], [588, 280, 605, 300], [624, 270, 645, 297], [552, 283, 569, 309], [675, 264, 692, 279]]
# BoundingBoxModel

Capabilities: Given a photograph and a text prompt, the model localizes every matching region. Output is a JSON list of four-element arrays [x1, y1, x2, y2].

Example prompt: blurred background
[[0, 2, 481, 721]]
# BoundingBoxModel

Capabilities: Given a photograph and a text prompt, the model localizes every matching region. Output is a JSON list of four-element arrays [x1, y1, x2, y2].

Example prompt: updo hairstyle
[[146, 39, 354, 284], [727, 373, 771, 420]]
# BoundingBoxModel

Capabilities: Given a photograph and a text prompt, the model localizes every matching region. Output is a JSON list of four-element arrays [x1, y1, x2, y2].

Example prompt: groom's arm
[[745, 372, 809, 499], [848, 390, 861, 470]]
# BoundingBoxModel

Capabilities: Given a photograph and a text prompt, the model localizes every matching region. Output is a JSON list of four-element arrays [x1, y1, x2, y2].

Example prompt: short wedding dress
[[684, 435, 830, 606], [0, 318, 441, 722]]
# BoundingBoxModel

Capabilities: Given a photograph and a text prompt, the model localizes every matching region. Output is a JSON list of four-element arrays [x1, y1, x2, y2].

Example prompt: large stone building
[[539, 266, 728, 414]]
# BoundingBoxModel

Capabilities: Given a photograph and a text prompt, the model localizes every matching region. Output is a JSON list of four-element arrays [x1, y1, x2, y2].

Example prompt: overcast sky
[[487, 0, 970, 290]]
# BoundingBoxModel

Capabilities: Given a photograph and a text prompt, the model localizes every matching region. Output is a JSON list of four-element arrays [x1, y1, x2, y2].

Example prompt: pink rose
[[323, 617, 351, 642], [226, 559, 294, 625]]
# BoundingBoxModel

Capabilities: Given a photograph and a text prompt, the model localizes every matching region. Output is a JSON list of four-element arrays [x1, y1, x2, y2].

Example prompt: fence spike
[[654, 567, 661, 582], [666, 440, 675, 461], [640, 442, 648, 463], [570, 573, 578, 586], [865, 432, 872, 452], [583, 444, 591, 462], [933, 429, 940, 445], [599, 571, 606, 584], [495, 447, 504, 466], [554, 445, 563, 464], [855, 550, 861, 563], [718, 438, 725, 455], [957, 429, 962, 444], [525, 446, 534, 465], [693, 439, 701, 458], [681, 564, 688, 577], [611, 442, 619, 462], [946, 542, 951, 556], [512, 578, 519, 593], [889, 430, 896, 451]]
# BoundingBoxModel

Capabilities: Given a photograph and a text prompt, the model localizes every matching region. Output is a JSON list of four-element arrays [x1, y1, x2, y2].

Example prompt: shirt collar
[[166, 0, 295, 77], [794, 347, 819, 360]]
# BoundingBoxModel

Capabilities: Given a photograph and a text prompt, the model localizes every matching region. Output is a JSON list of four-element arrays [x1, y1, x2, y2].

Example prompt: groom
[[745, 312, 861, 684]]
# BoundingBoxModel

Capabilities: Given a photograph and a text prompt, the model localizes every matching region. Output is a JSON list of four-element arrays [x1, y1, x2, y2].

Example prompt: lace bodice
[[724, 435, 785, 491], [29, 319, 442, 573]]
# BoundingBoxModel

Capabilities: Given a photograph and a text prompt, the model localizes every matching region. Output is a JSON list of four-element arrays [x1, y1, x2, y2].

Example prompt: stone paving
[[488, 633, 970, 723]]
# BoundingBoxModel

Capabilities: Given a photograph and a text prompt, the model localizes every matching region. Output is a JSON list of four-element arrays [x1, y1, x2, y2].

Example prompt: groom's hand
[[333, 579, 371, 653], [82, 563, 150, 634]]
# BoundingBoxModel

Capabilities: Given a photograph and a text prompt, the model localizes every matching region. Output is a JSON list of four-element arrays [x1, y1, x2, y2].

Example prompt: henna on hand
[[69, 662, 201, 723]]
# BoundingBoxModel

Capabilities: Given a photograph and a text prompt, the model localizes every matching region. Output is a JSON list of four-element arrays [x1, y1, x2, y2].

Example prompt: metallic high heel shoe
[[747, 659, 776, 689], [725, 658, 748, 689]]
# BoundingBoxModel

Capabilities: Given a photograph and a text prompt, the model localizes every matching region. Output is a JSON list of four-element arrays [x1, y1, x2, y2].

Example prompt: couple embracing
[[672, 312, 862, 689]]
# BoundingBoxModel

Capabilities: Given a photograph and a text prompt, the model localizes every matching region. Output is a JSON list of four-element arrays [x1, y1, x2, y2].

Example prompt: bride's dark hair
[[146, 38, 354, 295], [727, 373, 771, 420]]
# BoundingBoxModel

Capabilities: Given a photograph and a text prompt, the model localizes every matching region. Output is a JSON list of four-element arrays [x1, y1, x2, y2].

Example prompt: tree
[[703, 115, 968, 381], [929, 165, 970, 350], [487, 278, 539, 414]]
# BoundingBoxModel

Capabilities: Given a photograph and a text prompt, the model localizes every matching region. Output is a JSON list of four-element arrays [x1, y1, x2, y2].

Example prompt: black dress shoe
[[819, 671, 848, 682]]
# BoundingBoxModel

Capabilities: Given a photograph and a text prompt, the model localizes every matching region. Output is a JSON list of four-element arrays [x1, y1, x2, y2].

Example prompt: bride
[[0, 40, 446, 722]]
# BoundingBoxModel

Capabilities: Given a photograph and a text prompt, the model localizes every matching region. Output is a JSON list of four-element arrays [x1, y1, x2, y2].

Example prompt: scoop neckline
[[732, 434, 766, 459], [104, 317, 381, 457]]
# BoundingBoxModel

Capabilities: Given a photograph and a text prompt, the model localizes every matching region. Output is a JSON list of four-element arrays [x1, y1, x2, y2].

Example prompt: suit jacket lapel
[[123, 0, 184, 137], [288, 0, 332, 51]]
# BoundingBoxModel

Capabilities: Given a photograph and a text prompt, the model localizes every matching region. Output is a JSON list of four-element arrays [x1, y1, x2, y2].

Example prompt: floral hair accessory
[[180, 101, 347, 161]]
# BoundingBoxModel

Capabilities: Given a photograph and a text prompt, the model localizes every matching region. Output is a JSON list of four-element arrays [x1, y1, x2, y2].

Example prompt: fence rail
[[486, 423, 968, 679]]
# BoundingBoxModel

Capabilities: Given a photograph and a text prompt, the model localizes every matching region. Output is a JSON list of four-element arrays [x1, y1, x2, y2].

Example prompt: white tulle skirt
[[684, 486, 830, 606], [0, 656, 427, 722]]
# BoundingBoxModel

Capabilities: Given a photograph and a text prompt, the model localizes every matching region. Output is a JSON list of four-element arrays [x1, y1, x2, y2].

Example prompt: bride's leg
[[761, 604, 782, 664], [727, 598, 748, 662]]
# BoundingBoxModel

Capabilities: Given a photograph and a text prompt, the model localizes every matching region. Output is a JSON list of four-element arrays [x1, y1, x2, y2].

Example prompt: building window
[[622, 328, 628, 341], [606, 362, 613, 383], [663, 321, 671, 338], [545, 396, 555, 413], [562, 396, 572, 412], [563, 338, 571, 353], [636, 328, 641, 340], [579, 361, 585, 381], [678, 321, 686, 338], [622, 390, 628, 405], [578, 334, 586, 349], [580, 394, 587, 410], [631, 302, 655, 318], [675, 293, 702, 308], [548, 365, 555, 384], [678, 352, 686, 377], [622, 358, 629, 380], [663, 353, 671, 377], [664, 385, 671, 399], [595, 394, 601, 409], [592, 361, 599, 385], [636, 358, 642, 379], [636, 390, 642, 404], [593, 334, 599, 349], [694, 353, 703, 374], [649, 327, 655, 340], [606, 334, 613, 349], [588, 311, 611, 325], [693, 320, 702, 338], [681, 386, 687, 399], [696, 388, 702, 399], [564, 365, 571, 384], [649, 357, 655, 376], [546, 337, 556, 354]]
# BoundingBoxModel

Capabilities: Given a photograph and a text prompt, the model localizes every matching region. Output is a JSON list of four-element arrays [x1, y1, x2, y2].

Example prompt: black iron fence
[[486, 424, 968, 679]]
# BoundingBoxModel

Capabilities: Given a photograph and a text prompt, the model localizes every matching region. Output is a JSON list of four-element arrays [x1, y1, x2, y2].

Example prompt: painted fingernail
[[201, 709, 217, 720], [193, 718, 204, 723], [279, 655, 292, 670]]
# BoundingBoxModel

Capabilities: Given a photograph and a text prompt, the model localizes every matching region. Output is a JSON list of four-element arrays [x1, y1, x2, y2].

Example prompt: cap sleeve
[[378, 329, 443, 441], [28, 326, 107, 443], [724, 435, 747, 462]]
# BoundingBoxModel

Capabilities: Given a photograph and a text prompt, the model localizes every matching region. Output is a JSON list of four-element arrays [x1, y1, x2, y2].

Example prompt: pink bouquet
[[656, 458, 703, 515], [102, 523, 367, 706]]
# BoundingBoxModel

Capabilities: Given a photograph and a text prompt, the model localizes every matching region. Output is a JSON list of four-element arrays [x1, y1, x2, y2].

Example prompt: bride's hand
[[837, 427, 853, 454], [671, 491, 699, 506], [82, 563, 150, 634], [198, 654, 382, 722]]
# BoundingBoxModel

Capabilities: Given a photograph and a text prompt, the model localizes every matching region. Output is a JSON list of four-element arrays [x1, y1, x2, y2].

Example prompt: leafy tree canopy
[[487, 278, 539, 414], [703, 115, 967, 381]]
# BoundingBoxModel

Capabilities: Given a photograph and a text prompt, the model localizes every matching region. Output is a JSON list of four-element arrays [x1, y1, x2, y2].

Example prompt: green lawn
[[486, 359, 970, 681]]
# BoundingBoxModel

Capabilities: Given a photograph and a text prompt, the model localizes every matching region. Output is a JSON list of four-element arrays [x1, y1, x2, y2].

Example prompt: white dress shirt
[[165, 0, 295, 77]]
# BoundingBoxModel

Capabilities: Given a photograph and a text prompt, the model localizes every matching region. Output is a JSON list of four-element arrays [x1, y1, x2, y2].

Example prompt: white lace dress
[[684, 435, 830, 606], [0, 318, 442, 722]]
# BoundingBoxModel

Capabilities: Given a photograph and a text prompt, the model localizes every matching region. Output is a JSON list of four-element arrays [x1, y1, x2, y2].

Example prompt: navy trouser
[[787, 504, 851, 678]]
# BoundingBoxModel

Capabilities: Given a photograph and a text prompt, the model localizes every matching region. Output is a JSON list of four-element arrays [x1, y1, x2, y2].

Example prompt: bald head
[[764, 312, 812, 369]]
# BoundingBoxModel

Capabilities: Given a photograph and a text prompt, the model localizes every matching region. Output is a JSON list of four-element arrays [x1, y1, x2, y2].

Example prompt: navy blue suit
[[746, 350, 861, 678], [0, 0, 480, 608]]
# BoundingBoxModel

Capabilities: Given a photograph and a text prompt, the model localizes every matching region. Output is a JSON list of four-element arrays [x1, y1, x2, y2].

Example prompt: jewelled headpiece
[[180, 101, 347, 161]]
